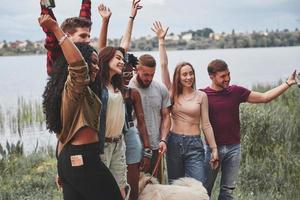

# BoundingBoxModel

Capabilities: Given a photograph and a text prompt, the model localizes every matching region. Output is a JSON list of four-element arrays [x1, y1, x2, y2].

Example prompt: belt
[[105, 135, 122, 143], [128, 121, 135, 128]]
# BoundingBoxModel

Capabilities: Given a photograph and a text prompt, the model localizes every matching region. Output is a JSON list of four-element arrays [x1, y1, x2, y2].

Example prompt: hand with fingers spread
[[98, 3, 112, 49], [130, 0, 143, 19], [98, 3, 112, 21], [151, 21, 169, 40]]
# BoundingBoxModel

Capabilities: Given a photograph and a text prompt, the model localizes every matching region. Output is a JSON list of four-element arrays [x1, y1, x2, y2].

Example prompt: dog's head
[[139, 172, 159, 194]]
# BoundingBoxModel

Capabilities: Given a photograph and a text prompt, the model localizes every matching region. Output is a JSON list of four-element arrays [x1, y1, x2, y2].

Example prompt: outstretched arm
[[151, 21, 171, 93], [39, 15, 83, 65], [247, 70, 298, 103], [40, 1, 61, 76], [79, 0, 91, 20], [120, 0, 143, 52], [98, 3, 112, 50]]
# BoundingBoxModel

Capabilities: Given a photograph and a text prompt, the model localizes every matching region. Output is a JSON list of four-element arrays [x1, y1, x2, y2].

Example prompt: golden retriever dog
[[138, 173, 209, 200]]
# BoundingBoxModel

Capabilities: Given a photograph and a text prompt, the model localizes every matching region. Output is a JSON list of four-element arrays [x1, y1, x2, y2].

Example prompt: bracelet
[[285, 81, 291, 87], [58, 34, 68, 45], [160, 139, 167, 145], [143, 148, 152, 158], [129, 16, 135, 20]]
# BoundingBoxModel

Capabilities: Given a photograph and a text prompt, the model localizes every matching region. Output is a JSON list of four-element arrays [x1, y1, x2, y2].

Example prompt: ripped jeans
[[204, 144, 241, 200]]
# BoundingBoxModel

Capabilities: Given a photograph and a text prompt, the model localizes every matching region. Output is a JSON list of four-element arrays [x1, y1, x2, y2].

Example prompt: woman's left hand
[[210, 148, 219, 169]]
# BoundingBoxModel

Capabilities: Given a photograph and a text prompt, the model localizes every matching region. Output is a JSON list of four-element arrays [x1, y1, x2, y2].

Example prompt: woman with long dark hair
[[97, 46, 128, 198], [39, 14, 122, 200], [152, 21, 219, 184]]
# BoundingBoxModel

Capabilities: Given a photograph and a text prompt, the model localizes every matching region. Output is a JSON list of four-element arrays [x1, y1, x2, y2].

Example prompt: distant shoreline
[[1, 45, 300, 57], [1, 28, 299, 56]]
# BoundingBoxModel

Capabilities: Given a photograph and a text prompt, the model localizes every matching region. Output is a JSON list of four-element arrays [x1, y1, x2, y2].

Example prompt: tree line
[[0, 28, 299, 56]]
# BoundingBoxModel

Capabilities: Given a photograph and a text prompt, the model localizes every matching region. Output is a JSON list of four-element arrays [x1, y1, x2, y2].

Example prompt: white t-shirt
[[105, 90, 125, 138], [129, 75, 171, 149]]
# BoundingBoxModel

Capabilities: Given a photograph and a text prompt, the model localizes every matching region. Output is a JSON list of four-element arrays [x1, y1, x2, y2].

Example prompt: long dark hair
[[171, 62, 196, 104], [98, 46, 125, 92], [43, 43, 100, 133]]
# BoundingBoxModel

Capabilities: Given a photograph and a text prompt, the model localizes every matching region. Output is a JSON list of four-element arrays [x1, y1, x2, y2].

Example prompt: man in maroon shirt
[[40, 0, 92, 76], [202, 59, 298, 200]]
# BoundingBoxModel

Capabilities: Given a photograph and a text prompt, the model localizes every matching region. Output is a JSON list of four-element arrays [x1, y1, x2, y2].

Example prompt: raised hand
[[38, 14, 58, 31], [98, 3, 112, 20], [130, 0, 143, 18], [151, 21, 169, 40], [286, 70, 298, 86]]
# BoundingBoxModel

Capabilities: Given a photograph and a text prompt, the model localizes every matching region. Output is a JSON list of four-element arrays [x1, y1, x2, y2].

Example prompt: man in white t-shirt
[[128, 54, 171, 179]]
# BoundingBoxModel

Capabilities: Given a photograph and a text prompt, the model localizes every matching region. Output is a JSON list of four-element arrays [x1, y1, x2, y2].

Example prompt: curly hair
[[98, 46, 125, 92], [43, 43, 100, 134], [124, 53, 138, 71]]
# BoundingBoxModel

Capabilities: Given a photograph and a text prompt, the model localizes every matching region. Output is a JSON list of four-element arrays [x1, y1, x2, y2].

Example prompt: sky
[[0, 0, 299, 42]]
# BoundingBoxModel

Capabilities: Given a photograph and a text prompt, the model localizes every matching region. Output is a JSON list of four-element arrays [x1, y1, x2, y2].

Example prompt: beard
[[137, 74, 152, 88], [216, 81, 230, 89]]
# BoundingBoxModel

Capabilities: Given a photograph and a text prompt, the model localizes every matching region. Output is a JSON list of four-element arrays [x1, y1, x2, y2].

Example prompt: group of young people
[[38, 0, 299, 200]]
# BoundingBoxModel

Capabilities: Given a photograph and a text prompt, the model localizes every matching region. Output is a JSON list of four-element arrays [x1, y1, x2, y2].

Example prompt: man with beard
[[128, 54, 171, 181], [202, 59, 298, 200]]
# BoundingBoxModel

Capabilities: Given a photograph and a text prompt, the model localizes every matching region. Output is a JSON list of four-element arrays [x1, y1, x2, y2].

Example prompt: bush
[[237, 85, 300, 199], [0, 147, 61, 200]]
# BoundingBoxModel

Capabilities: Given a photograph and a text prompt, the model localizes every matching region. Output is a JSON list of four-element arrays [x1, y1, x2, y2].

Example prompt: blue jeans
[[166, 131, 205, 183], [204, 144, 241, 200]]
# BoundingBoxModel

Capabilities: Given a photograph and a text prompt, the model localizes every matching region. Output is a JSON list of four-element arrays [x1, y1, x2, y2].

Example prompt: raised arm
[[79, 0, 91, 20], [39, 15, 83, 65], [151, 21, 171, 94], [98, 4, 112, 50], [247, 70, 298, 103], [40, 1, 61, 76], [120, 0, 143, 52]]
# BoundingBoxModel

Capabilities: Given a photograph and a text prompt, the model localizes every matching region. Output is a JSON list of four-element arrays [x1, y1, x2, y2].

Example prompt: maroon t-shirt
[[201, 85, 251, 145]]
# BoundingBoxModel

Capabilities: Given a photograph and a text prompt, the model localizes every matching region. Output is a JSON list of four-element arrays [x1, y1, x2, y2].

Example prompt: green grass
[[0, 146, 62, 200]]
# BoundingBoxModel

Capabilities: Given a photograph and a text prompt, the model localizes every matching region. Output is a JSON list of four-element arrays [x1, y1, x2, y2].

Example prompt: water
[[0, 46, 299, 152]]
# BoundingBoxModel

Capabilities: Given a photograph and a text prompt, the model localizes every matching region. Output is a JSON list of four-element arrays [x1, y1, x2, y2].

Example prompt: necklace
[[182, 91, 196, 101]]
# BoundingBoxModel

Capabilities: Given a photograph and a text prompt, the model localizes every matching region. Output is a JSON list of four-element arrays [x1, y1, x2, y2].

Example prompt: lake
[[0, 46, 299, 152]]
